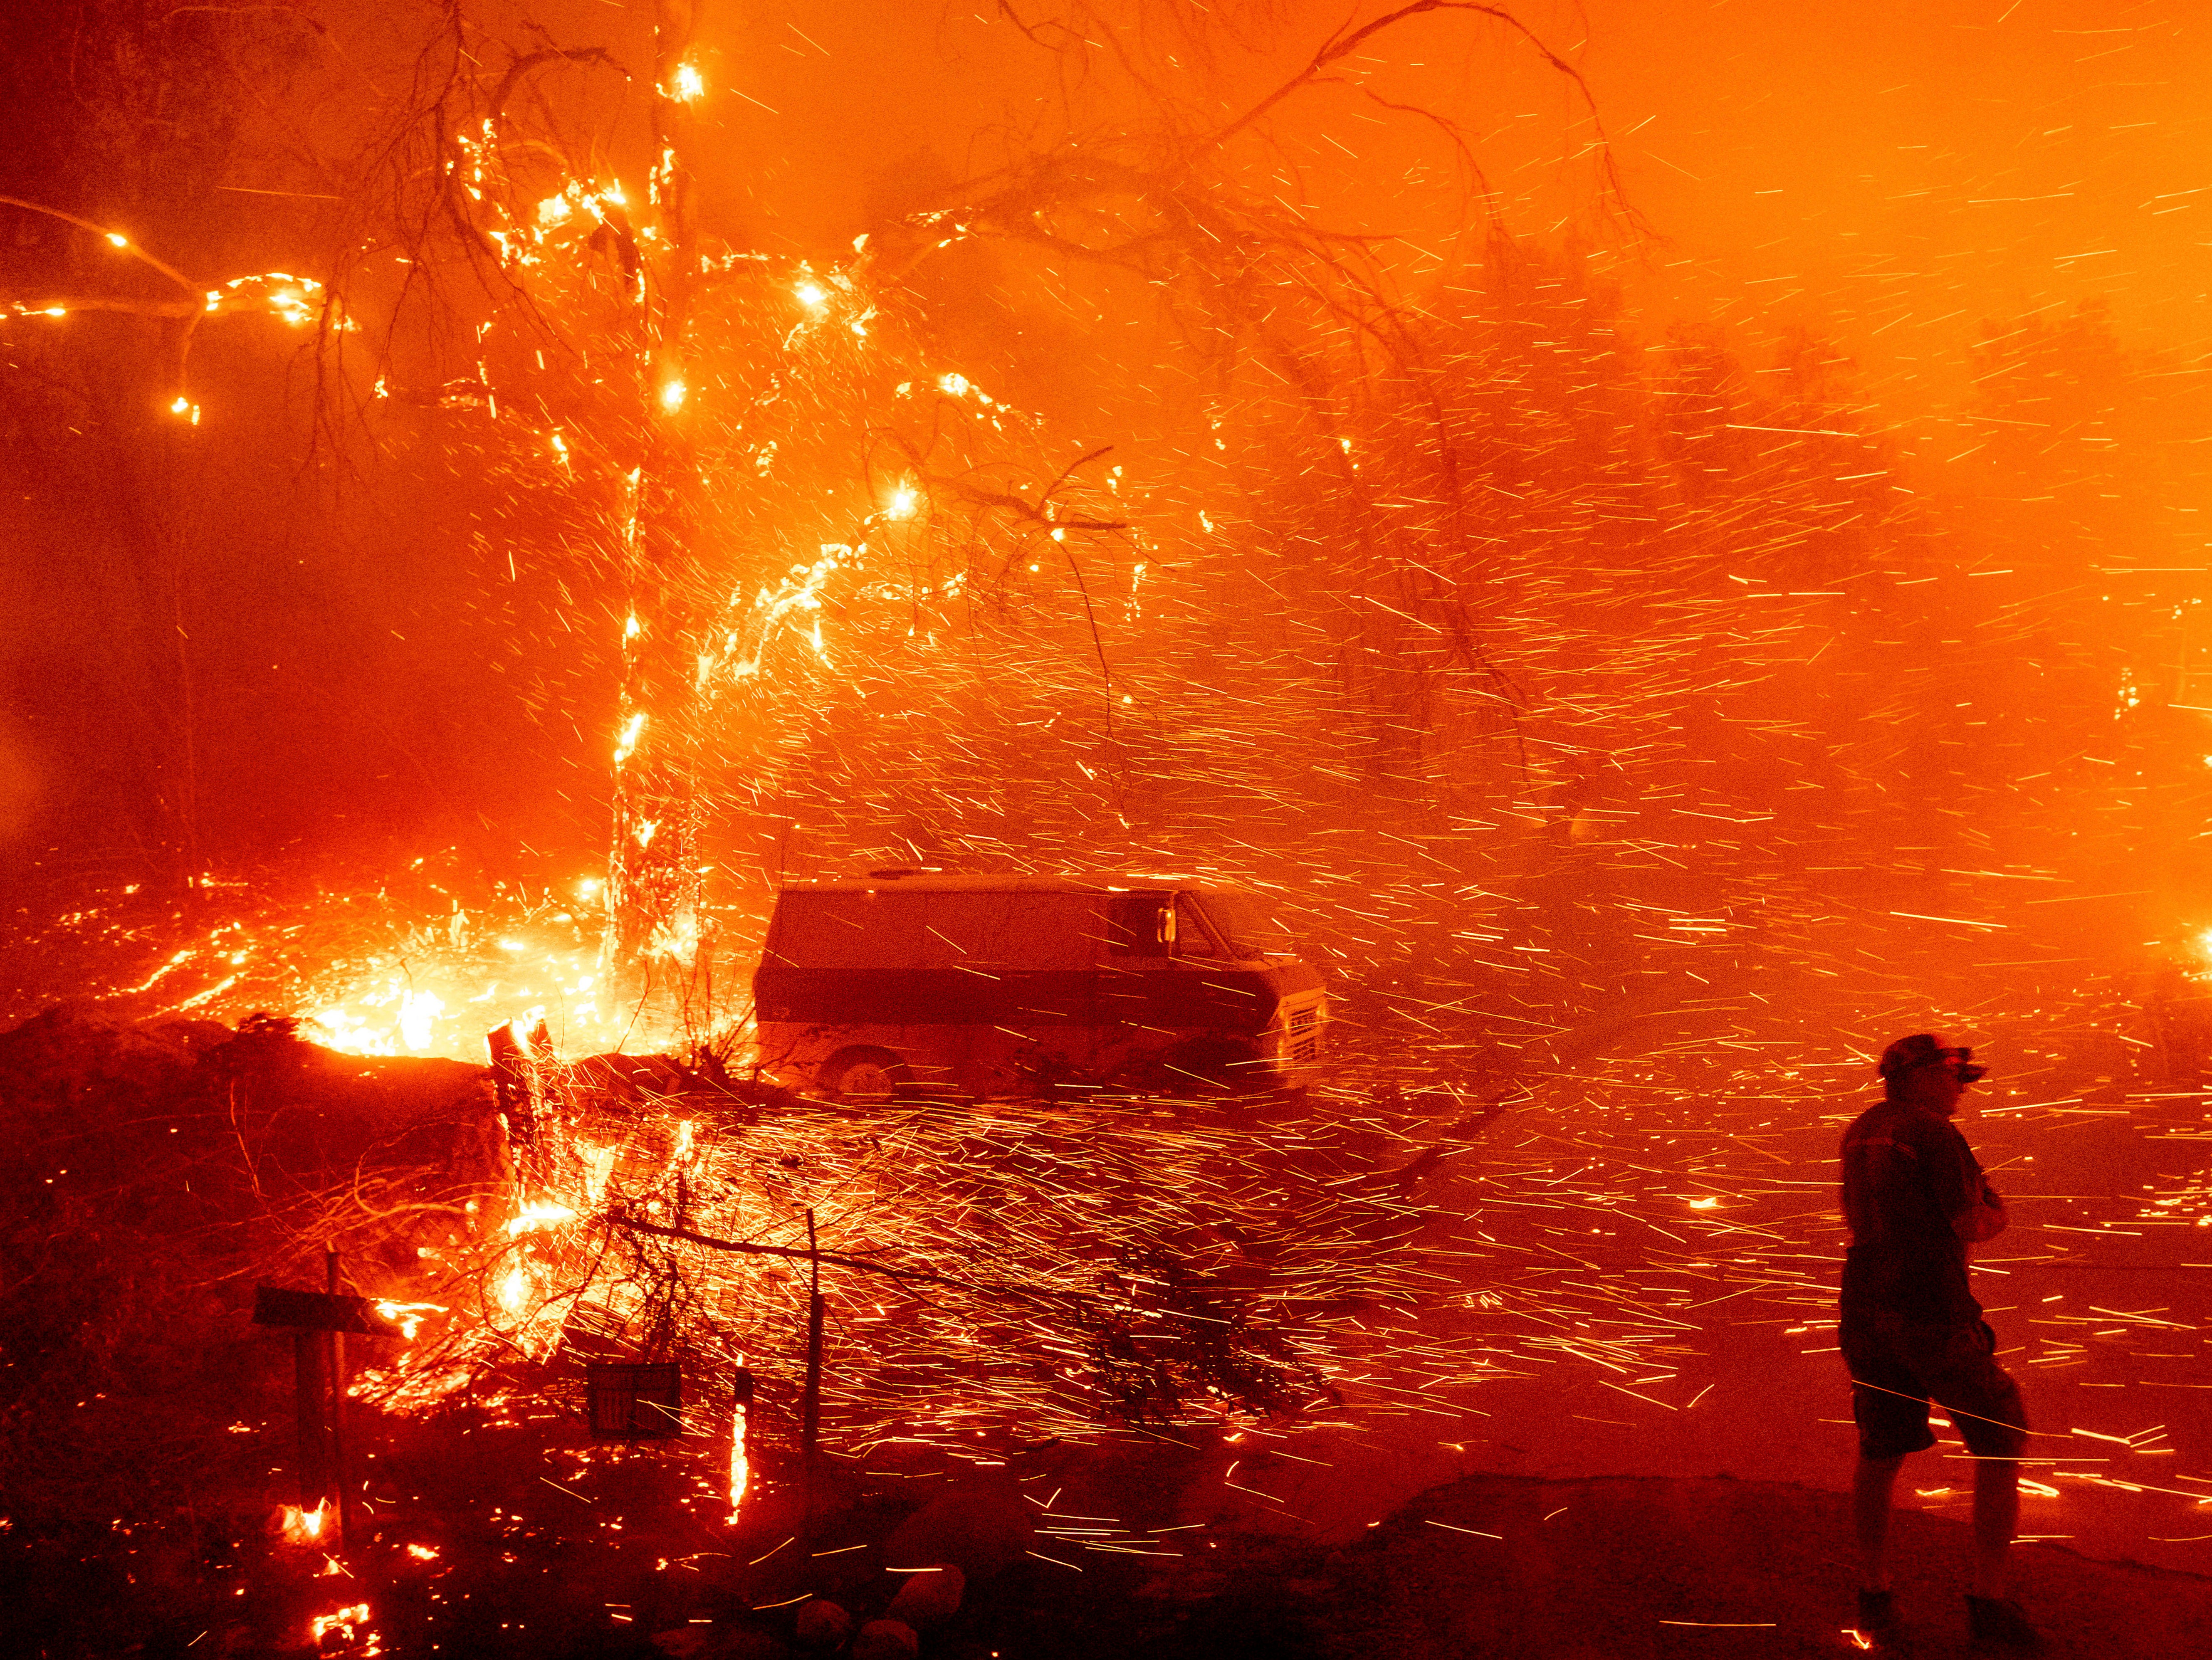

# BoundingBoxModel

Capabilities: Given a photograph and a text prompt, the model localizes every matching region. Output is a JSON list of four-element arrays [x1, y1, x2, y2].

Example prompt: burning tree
[[5, 1, 2028, 1055], [213, 0, 1634, 1042]]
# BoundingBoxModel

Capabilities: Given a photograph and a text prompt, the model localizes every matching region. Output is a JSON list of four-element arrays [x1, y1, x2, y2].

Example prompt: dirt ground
[[1186, 1471, 2212, 1660]]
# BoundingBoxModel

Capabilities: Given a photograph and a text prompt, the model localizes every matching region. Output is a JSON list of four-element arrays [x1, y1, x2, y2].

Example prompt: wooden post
[[801, 1208, 823, 1460], [252, 1280, 401, 1553], [292, 1329, 334, 1522], [800, 1208, 823, 1531], [326, 1247, 349, 1554]]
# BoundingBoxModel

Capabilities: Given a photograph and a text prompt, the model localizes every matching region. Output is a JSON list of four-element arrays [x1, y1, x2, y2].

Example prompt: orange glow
[[309, 1603, 370, 1643], [371, 1299, 446, 1340], [505, 1200, 577, 1237], [729, 1352, 749, 1519], [282, 1502, 330, 1544]]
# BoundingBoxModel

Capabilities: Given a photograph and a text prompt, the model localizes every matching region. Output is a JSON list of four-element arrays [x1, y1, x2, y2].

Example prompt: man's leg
[[1927, 1332, 2043, 1650], [1854, 1453, 1905, 1591], [1970, 1456, 2019, 1601]]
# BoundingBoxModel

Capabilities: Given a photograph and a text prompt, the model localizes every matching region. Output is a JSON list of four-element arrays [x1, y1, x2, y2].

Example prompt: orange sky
[[618, 0, 2210, 413]]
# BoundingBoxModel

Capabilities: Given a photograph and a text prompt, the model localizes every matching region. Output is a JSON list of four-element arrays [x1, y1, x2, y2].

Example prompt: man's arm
[[1928, 1121, 2007, 1243], [1951, 1177, 2007, 1243]]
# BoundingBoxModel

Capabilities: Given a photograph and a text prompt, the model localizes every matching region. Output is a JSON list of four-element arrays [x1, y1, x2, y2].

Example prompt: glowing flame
[[729, 1354, 749, 1520], [670, 62, 705, 102], [888, 484, 919, 520], [651, 909, 699, 965], [371, 1299, 446, 1340], [796, 280, 827, 309], [579, 1142, 618, 1202], [398, 989, 446, 1051], [614, 712, 645, 765], [309, 1603, 370, 1643], [659, 377, 687, 412], [497, 1263, 530, 1316], [729, 546, 845, 678], [405, 1544, 438, 1561], [105, 232, 127, 248], [282, 1502, 330, 1544], [506, 1201, 578, 1237]]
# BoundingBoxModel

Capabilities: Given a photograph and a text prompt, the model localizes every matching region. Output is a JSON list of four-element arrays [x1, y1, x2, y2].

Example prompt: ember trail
[[4, 3, 2210, 1658]]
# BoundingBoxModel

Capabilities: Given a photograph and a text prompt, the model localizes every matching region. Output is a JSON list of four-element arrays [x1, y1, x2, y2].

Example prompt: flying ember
[[3, 4, 2210, 1658]]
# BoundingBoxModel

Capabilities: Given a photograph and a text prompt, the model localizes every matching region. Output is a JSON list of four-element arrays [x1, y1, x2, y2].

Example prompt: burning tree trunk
[[605, 0, 712, 1031]]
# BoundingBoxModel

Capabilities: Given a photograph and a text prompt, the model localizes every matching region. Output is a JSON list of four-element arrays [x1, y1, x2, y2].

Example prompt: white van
[[752, 872, 1329, 1099]]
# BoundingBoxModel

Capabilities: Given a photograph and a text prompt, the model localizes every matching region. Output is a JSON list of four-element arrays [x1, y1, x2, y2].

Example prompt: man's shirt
[[1839, 1101, 1984, 1324]]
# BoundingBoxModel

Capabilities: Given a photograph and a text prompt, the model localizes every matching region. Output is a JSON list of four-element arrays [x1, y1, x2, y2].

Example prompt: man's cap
[[1878, 1033, 1952, 1082]]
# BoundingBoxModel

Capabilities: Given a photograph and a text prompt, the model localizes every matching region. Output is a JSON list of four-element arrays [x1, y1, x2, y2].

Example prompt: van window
[[922, 892, 1097, 970], [768, 891, 925, 968], [1191, 889, 1289, 960], [1173, 894, 1226, 958], [1103, 891, 1173, 958], [771, 889, 1104, 971]]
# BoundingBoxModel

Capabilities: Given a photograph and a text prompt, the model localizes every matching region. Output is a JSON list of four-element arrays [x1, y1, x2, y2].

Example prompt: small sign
[[253, 1286, 406, 1339], [587, 1363, 682, 1440]]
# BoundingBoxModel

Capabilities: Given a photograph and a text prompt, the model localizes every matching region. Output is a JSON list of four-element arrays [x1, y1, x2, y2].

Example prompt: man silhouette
[[1840, 1033, 2040, 1654]]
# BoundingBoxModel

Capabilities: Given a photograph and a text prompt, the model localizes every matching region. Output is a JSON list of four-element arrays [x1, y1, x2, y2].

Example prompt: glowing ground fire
[[6, 4, 2212, 1655]]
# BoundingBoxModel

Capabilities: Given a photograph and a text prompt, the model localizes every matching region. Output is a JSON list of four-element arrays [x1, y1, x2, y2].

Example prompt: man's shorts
[[1840, 1312, 2029, 1461]]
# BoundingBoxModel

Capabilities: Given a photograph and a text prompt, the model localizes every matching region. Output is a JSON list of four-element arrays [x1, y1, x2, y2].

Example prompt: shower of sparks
[[6, 6, 2212, 1628]]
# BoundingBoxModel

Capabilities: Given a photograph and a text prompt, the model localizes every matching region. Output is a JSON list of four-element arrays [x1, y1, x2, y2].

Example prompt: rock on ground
[[885, 1562, 964, 1629], [882, 1476, 1035, 1581], [791, 1598, 852, 1650], [849, 1618, 919, 1660]]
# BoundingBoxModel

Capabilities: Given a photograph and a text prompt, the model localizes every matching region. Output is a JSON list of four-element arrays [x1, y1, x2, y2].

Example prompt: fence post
[[801, 1207, 824, 1532], [801, 1208, 823, 1459], [292, 1329, 333, 1525], [326, 1246, 349, 1554]]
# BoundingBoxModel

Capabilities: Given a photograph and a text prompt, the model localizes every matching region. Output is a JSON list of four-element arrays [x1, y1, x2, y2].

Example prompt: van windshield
[[1191, 889, 1293, 960]]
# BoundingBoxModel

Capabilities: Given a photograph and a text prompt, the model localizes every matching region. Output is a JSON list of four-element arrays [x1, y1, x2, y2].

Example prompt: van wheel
[[818, 1047, 909, 1102]]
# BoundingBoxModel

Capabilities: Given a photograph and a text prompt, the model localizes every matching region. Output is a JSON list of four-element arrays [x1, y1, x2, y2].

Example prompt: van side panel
[[759, 889, 1104, 1092], [1096, 960, 1325, 1031], [754, 886, 1329, 1095], [755, 968, 1096, 1028]]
